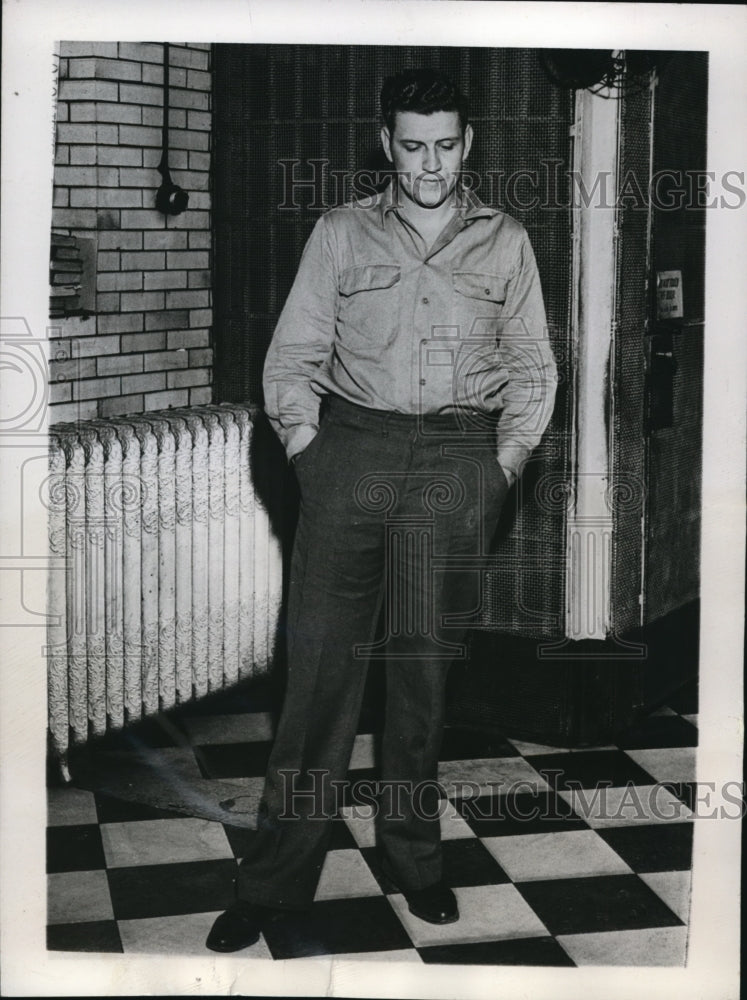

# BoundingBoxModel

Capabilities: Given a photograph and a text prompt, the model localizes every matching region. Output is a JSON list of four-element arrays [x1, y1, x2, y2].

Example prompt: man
[[207, 67, 557, 952]]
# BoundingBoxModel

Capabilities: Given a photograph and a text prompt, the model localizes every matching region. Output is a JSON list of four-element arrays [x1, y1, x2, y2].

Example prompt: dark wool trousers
[[236, 395, 509, 909]]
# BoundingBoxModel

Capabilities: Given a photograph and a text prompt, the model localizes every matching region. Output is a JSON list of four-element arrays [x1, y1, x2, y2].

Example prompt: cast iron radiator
[[47, 404, 283, 775]]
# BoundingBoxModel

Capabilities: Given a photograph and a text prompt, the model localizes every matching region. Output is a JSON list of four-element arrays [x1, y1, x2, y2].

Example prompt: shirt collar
[[375, 180, 498, 227], [461, 187, 500, 220]]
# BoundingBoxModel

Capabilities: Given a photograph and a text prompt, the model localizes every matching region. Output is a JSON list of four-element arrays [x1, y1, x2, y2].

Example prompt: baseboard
[[445, 600, 700, 747]]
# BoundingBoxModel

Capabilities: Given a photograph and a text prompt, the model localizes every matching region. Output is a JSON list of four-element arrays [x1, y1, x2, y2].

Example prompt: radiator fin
[[47, 404, 283, 763]]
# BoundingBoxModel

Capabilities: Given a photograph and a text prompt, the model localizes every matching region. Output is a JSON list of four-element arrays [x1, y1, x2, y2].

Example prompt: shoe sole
[[205, 926, 261, 952], [381, 866, 460, 925], [407, 903, 460, 925]]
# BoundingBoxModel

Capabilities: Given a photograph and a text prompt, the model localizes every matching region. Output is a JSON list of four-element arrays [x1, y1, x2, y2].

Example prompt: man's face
[[381, 110, 473, 211]]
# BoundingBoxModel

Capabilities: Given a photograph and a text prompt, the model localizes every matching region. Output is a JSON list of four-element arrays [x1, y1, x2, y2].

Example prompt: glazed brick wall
[[49, 42, 213, 421]]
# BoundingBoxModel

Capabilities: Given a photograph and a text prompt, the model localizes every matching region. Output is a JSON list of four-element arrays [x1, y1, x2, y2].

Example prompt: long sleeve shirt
[[263, 184, 557, 486]]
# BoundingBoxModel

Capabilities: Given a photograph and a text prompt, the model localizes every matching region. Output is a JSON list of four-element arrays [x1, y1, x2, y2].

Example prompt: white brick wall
[[49, 42, 213, 421]]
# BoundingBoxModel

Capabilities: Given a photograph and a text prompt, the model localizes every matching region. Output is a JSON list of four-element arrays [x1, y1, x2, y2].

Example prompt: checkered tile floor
[[47, 680, 698, 965]]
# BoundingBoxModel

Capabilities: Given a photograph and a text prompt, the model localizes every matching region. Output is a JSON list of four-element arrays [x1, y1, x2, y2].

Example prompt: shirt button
[[422, 297, 429, 304], [484, 288, 491, 296], [419, 378, 426, 386]]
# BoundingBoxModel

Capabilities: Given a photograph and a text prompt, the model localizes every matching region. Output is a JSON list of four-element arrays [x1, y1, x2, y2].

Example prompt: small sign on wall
[[656, 270, 684, 320]]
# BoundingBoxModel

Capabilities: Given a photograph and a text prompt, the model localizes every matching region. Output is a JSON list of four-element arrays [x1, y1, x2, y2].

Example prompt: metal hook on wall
[[155, 42, 189, 216]]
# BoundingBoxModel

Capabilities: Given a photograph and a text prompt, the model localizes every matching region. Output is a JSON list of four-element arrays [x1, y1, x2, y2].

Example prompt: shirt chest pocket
[[337, 264, 402, 357], [452, 271, 509, 341], [453, 271, 508, 308]]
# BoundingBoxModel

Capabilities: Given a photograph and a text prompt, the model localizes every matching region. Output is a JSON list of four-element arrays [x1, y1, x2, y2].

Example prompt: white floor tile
[[557, 925, 688, 966], [208, 776, 265, 826], [340, 799, 475, 850], [482, 830, 632, 882], [117, 910, 272, 958], [101, 817, 233, 868], [515, 743, 618, 754], [438, 799, 477, 841], [624, 747, 697, 784], [340, 804, 377, 849], [349, 734, 376, 770], [438, 756, 549, 798], [559, 785, 693, 828], [387, 883, 548, 948], [572, 745, 618, 753], [47, 869, 114, 925], [640, 870, 692, 923], [314, 849, 383, 901], [47, 786, 98, 826], [131, 746, 204, 779], [508, 739, 571, 755], [309, 949, 422, 963], [182, 712, 275, 745]]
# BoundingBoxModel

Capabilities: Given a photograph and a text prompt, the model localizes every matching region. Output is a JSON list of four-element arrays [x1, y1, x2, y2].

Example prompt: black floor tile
[[359, 848, 397, 893], [660, 782, 699, 813], [171, 677, 281, 716], [47, 920, 123, 954], [525, 750, 658, 790], [664, 680, 699, 716], [327, 815, 359, 850], [356, 710, 384, 735], [262, 896, 413, 959], [440, 837, 511, 887], [47, 824, 106, 873], [418, 936, 576, 966], [221, 823, 257, 859], [357, 666, 386, 735], [221, 817, 361, 859], [194, 741, 272, 779], [516, 874, 684, 936], [615, 715, 698, 750], [438, 727, 519, 761], [338, 768, 381, 809], [107, 859, 238, 921], [599, 822, 694, 873], [95, 792, 189, 824], [362, 839, 510, 892], [47, 920, 123, 953], [90, 715, 185, 750], [455, 790, 589, 837]]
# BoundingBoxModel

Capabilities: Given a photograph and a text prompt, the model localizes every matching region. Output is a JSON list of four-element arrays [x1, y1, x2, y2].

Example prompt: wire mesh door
[[212, 44, 574, 638]]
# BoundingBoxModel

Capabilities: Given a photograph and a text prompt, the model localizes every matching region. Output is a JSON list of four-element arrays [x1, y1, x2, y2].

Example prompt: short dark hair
[[380, 68, 469, 134]]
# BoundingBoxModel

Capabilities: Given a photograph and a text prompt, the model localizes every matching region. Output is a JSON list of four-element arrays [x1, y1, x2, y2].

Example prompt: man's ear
[[380, 125, 393, 163], [462, 123, 474, 162]]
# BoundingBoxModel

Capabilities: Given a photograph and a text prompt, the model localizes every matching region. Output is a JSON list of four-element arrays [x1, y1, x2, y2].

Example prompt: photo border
[[1, 2, 744, 996]]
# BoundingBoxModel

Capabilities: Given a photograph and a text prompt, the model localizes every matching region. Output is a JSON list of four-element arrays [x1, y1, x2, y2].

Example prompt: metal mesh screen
[[610, 78, 653, 636], [212, 45, 574, 639], [644, 52, 707, 622]]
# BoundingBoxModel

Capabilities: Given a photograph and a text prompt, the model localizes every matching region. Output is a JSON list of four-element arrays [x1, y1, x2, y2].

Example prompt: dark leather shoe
[[382, 865, 459, 924], [206, 902, 274, 952], [401, 881, 459, 924]]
